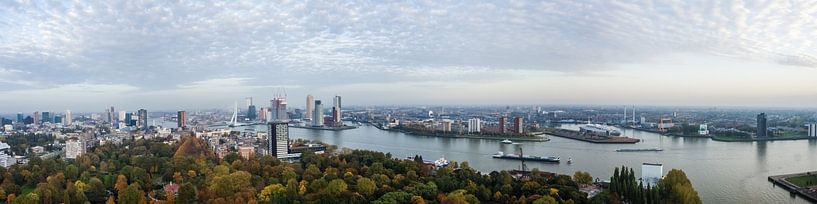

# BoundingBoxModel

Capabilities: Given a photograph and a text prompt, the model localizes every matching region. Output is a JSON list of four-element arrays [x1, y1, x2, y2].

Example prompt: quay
[[289, 125, 358, 131], [547, 129, 640, 144], [768, 171, 817, 202]]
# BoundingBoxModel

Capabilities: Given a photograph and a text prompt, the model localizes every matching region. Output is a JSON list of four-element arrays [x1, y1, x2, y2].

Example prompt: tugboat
[[501, 139, 513, 144]]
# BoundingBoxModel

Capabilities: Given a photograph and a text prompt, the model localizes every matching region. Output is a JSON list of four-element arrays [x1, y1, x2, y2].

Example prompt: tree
[[115, 174, 129, 193], [118, 183, 142, 204], [356, 177, 376, 198], [258, 184, 286, 203], [573, 171, 593, 186], [533, 195, 557, 204], [177, 183, 197, 204], [373, 192, 412, 204], [441, 189, 478, 204], [327, 179, 348, 195], [658, 169, 700, 204]]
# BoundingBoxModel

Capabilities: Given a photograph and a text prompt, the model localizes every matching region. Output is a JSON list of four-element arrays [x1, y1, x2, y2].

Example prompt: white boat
[[434, 156, 449, 167], [501, 139, 513, 144]]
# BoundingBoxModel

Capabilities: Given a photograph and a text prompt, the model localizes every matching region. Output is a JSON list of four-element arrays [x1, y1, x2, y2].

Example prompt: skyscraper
[[259, 107, 268, 122], [468, 118, 481, 133], [247, 105, 257, 121], [16, 113, 23, 123], [32, 111, 40, 126], [271, 97, 288, 122], [513, 117, 524, 134], [499, 116, 507, 133], [313, 100, 324, 127], [808, 124, 817, 137], [42, 112, 51, 124], [306, 95, 314, 121], [332, 95, 342, 126], [177, 111, 187, 129], [125, 112, 133, 126], [757, 113, 767, 137], [268, 122, 289, 158], [137, 109, 148, 130], [65, 110, 73, 126], [119, 111, 126, 122]]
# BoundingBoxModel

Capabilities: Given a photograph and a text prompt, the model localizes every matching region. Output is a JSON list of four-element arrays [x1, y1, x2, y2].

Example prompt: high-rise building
[[468, 118, 481, 133], [247, 105, 257, 121], [332, 95, 342, 126], [177, 111, 187, 129], [271, 97, 288, 121], [268, 122, 289, 158], [808, 124, 817, 137], [65, 110, 73, 126], [54, 115, 63, 124], [33, 111, 40, 126], [65, 137, 85, 159], [259, 107, 268, 122], [757, 113, 768, 137], [16, 113, 23, 124], [125, 112, 134, 127], [119, 111, 126, 122], [42, 112, 51, 124], [313, 100, 324, 127], [306, 95, 314, 121], [498, 116, 507, 133], [107, 106, 116, 123], [641, 163, 663, 186], [513, 117, 524, 134], [137, 109, 148, 130]]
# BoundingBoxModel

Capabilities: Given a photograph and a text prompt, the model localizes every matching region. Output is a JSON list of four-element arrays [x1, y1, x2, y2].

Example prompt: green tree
[[117, 183, 141, 204], [177, 183, 197, 204], [356, 177, 376, 198], [327, 179, 348, 195], [658, 169, 701, 204], [373, 192, 412, 204], [573, 171, 593, 186]]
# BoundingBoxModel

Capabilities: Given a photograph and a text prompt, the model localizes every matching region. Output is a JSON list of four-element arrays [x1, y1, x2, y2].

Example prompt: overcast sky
[[1, 1, 817, 112]]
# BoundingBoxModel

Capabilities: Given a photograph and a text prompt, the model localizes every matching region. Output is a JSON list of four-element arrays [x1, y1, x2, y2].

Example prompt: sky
[[1, 0, 817, 112]]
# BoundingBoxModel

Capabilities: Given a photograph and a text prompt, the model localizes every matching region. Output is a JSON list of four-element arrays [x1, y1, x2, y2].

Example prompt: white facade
[[468, 118, 481, 133], [2, 125, 12, 131], [0, 153, 16, 168], [65, 110, 73, 126], [312, 100, 324, 127], [698, 124, 709, 135], [65, 138, 85, 159], [641, 163, 663, 187], [808, 124, 817, 137]]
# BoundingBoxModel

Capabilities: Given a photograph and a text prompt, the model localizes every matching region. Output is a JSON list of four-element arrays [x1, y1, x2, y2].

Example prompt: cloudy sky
[[1, 0, 817, 112]]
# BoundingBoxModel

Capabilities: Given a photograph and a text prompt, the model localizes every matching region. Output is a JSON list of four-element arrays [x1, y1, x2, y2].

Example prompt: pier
[[768, 172, 817, 202]]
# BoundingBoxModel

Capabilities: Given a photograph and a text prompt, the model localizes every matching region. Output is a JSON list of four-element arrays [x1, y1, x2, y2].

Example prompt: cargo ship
[[492, 151, 560, 163], [616, 148, 664, 152]]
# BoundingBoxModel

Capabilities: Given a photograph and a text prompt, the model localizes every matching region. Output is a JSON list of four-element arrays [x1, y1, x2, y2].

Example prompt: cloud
[[1, 1, 817, 110]]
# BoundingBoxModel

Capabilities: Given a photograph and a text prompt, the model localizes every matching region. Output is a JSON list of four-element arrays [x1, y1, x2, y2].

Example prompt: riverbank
[[547, 129, 640, 144], [290, 125, 358, 131], [386, 127, 550, 142], [769, 172, 817, 202], [712, 135, 816, 142]]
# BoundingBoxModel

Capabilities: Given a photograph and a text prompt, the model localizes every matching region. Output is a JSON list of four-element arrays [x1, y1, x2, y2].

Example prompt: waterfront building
[[468, 118, 481, 133], [499, 116, 507, 133], [641, 163, 663, 186], [177, 111, 187, 129], [65, 137, 85, 159], [514, 117, 524, 134], [137, 109, 148, 130], [313, 100, 324, 127], [757, 113, 768, 137], [65, 110, 73, 126], [259, 107, 268, 122], [440, 121, 452, 132], [306, 95, 314, 121], [808, 124, 817, 137], [698, 124, 709, 135], [332, 95, 342, 126], [268, 122, 289, 158]]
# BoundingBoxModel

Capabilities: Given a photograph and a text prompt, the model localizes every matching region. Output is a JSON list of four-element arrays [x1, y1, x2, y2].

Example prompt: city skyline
[[2, 1, 817, 111]]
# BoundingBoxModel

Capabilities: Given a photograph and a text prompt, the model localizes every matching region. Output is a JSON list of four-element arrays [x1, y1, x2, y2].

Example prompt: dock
[[768, 171, 817, 202], [547, 129, 640, 144]]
